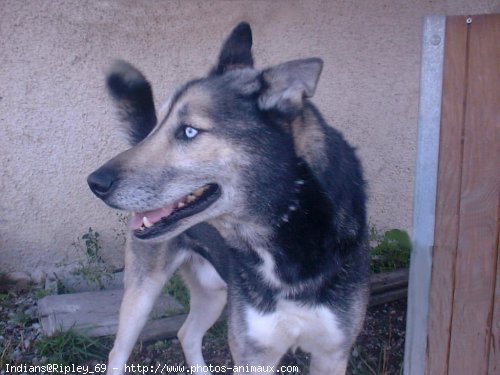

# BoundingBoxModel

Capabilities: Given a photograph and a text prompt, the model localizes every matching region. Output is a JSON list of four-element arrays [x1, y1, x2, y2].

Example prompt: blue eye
[[184, 126, 198, 139], [176, 124, 200, 140]]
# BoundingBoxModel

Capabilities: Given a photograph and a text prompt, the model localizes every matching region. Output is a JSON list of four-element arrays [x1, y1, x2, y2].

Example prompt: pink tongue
[[130, 205, 175, 230]]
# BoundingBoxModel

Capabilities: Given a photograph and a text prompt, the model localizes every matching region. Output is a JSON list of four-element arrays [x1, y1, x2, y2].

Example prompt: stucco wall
[[1, 0, 498, 276]]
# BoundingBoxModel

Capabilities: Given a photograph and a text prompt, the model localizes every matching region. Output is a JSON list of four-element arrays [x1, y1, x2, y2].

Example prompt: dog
[[88, 22, 369, 375]]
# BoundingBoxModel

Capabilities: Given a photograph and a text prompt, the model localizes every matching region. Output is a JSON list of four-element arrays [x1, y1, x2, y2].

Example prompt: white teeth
[[142, 216, 153, 228], [171, 186, 208, 211], [193, 187, 205, 197]]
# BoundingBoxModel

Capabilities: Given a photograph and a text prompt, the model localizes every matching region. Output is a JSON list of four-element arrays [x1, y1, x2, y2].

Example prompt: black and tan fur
[[88, 23, 369, 375]]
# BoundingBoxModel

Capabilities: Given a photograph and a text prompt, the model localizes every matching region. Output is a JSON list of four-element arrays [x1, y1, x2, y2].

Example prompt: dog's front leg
[[177, 254, 227, 374], [107, 277, 166, 375], [106, 239, 187, 375]]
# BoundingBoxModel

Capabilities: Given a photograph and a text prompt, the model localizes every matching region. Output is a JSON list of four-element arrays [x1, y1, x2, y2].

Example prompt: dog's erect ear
[[106, 60, 157, 145], [211, 22, 254, 76], [258, 58, 323, 118]]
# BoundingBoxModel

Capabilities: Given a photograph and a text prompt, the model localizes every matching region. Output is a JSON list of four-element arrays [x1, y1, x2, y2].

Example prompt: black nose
[[87, 168, 117, 198]]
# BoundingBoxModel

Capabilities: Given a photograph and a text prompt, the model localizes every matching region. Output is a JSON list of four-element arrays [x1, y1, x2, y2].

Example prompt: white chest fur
[[245, 300, 345, 354]]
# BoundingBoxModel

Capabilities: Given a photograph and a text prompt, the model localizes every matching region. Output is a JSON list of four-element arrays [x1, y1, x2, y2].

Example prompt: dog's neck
[[210, 159, 334, 290], [211, 159, 307, 245]]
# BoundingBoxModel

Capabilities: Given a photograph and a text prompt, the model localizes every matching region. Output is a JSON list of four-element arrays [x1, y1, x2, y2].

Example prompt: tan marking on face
[[148, 85, 246, 168], [174, 89, 214, 131], [116, 86, 230, 172]]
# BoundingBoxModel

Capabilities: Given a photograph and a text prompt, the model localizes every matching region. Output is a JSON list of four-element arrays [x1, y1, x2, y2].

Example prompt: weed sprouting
[[71, 227, 112, 290], [163, 272, 190, 310], [35, 329, 110, 365], [370, 229, 411, 273]]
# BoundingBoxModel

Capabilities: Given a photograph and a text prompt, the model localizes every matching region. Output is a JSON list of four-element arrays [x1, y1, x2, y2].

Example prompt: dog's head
[[87, 23, 323, 242]]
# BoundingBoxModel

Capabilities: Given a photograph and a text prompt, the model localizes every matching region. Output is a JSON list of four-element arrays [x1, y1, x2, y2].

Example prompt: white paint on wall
[[1, 0, 498, 273]]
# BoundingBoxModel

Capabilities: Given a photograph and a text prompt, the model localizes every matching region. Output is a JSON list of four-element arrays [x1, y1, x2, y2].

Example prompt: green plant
[[52, 273, 75, 294], [0, 336, 13, 367], [370, 229, 411, 273], [72, 227, 112, 290], [35, 329, 110, 365], [0, 293, 10, 303], [368, 223, 382, 244], [13, 311, 33, 327], [206, 318, 228, 342], [163, 272, 190, 310], [35, 288, 52, 299]]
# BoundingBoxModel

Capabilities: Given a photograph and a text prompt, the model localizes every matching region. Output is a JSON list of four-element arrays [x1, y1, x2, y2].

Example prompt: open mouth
[[130, 183, 221, 240]]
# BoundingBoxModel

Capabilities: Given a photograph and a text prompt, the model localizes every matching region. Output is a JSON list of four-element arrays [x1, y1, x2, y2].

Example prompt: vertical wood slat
[[489, 240, 500, 375], [486, 15, 500, 374], [426, 16, 468, 375], [447, 14, 500, 375]]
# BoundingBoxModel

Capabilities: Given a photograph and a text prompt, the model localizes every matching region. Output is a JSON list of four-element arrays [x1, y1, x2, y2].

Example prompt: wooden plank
[[38, 290, 184, 337], [138, 315, 188, 343], [369, 269, 409, 307], [370, 268, 408, 294], [489, 239, 499, 375], [426, 16, 468, 375], [40, 313, 189, 342], [369, 288, 407, 307], [448, 14, 500, 375]]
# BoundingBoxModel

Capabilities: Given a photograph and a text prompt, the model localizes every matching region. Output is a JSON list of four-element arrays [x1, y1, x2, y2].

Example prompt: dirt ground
[[0, 284, 406, 375], [128, 300, 406, 375]]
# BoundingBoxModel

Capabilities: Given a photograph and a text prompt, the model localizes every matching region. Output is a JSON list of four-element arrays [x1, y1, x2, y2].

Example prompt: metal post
[[404, 15, 446, 375]]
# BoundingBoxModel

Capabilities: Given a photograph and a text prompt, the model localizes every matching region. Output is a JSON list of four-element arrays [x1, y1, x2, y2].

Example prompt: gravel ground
[[0, 285, 406, 375]]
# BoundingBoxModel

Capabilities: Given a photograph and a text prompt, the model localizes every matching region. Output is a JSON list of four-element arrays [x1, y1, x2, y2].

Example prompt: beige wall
[[1, 0, 498, 275]]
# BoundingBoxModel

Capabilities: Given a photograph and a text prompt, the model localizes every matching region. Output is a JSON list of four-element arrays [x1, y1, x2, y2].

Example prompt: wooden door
[[426, 14, 499, 375]]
